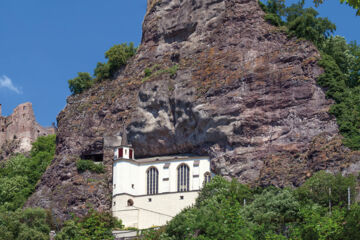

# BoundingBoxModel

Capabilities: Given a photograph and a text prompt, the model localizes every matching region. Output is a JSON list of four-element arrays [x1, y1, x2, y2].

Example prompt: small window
[[127, 199, 134, 206], [118, 148, 123, 158], [148, 198, 152, 202], [113, 184, 116, 189], [113, 201, 116, 206], [180, 196, 184, 200], [204, 172, 211, 185], [131, 184, 134, 189]]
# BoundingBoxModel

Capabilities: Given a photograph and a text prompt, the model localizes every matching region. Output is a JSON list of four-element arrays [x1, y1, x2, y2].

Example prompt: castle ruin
[[0, 102, 55, 155]]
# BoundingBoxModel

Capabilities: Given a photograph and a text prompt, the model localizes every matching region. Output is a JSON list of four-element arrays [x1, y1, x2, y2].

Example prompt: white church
[[111, 133, 211, 229]]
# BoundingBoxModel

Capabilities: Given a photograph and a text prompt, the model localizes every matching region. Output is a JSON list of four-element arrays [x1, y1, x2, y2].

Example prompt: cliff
[[26, 0, 360, 221], [0, 103, 55, 160]]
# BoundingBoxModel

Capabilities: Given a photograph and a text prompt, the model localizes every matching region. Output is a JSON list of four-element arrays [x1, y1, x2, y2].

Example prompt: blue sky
[[0, 0, 358, 127]]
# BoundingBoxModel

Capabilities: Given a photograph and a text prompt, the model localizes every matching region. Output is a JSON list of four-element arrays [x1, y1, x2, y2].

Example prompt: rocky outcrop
[[26, 0, 360, 222], [0, 103, 55, 160]]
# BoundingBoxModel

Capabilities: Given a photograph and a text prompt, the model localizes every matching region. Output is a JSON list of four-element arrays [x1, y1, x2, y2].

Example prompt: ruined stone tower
[[0, 102, 55, 156]]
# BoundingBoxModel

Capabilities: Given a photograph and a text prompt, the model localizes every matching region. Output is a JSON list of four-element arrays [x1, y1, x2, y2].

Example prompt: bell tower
[[114, 126, 135, 160]]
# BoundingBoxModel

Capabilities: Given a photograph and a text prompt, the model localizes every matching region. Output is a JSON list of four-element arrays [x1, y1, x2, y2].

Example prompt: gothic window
[[204, 172, 211, 185], [177, 164, 190, 192], [147, 167, 159, 195]]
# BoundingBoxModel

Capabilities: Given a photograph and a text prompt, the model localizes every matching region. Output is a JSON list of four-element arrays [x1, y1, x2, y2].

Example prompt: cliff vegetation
[[260, 0, 360, 149]]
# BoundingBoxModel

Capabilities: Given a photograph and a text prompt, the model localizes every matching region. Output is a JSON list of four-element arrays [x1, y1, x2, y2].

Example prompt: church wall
[[112, 191, 199, 229], [113, 157, 210, 196]]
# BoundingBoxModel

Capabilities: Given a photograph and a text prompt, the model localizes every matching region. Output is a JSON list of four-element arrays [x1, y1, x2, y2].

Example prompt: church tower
[[114, 127, 134, 160]]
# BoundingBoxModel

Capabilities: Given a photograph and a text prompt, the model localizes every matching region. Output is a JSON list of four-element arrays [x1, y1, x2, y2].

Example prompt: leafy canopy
[[55, 210, 123, 240], [68, 72, 93, 95], [68, 42, 137, 95], [0, 135, 56, 211]]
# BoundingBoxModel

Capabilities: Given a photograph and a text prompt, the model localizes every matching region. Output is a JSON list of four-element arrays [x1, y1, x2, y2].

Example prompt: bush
[[76, 159, 105, 174], [241, 188, 300, 236], [343, 204, 360, 240], [95, 42, 137, 82], [0, 135, 56, 211], [0, 208, 50, 240], [55, 210, 123, 240], [296, 171, 357, 208], [68, 72, 94, 95]]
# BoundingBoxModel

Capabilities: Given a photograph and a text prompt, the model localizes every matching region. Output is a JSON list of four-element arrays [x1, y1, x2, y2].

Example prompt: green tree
[[196, 176, 253, 207], [0, 135, 56, 211], [343, 204, 360, 240], [94, 42, 137, 82], [0, 208, 50, 240], [296, 171, 357, 208], [298, 205, 345, 240], [68, 72, 94, 95], [241, 188, 300, 236], [286, 7, 336, 46], [55, 210, 123, 240]]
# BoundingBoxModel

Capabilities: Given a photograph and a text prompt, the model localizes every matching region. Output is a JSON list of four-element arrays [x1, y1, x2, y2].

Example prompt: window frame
[[146, 166, 159, 195], [177, 163, 190, 192]]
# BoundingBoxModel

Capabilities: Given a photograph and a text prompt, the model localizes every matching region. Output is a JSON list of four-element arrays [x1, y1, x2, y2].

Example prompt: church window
[[177, 164, 190, 192], [147, 167, 159, 195], [204, 172, 211, 185]]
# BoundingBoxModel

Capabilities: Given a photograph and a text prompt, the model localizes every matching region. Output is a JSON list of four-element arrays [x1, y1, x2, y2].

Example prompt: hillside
[[26, 0, 360, 222]]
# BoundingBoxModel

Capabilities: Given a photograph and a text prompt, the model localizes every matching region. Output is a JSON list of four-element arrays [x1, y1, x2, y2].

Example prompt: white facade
[[112, 149, 211, 229]]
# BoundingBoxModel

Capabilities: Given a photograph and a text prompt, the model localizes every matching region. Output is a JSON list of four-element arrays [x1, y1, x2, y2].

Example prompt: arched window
[[178, 164, 190, 192], [147, 167, 159, 195], [204, 172, 211, 185]]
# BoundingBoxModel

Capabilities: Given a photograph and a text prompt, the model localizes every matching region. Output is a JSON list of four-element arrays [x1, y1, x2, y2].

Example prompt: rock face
[[0, 103, 55, 160], [26, 0, 360, 222]]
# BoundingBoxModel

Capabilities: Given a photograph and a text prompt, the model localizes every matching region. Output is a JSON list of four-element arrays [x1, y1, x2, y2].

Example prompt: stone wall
[[0, 102, 55, 157]]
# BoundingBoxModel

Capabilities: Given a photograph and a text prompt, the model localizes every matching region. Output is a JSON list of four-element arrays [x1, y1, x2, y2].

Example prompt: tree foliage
[[296, 171, 357, 208], [0, 135, 56, 211], [94, 42, 137, 82], [68, 42, 137, 95], [55, 210, 123, 240], [68, 72, 93, 95], [145, 174, 359, 240], [0, 208, 51, 240]]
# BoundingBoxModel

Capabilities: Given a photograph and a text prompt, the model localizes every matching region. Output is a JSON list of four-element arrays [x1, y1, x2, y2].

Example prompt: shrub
[[55, 210, 123, 240], [0, 208, 50, 240], [68, 72, 94, 95], [296, 171, 357, 208], [95, 42, 137, 82], [76, 159, 105, 174], [0, 135, 56, 211]]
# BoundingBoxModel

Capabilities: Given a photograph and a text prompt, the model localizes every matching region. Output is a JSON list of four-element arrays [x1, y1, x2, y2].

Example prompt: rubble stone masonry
[[0, 102, 55, 154]]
